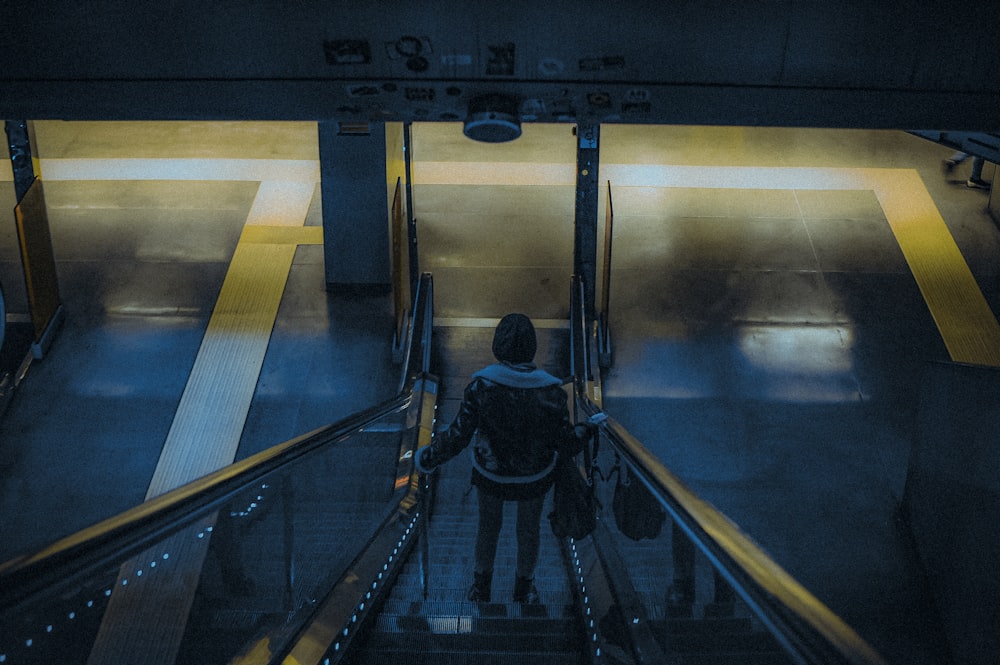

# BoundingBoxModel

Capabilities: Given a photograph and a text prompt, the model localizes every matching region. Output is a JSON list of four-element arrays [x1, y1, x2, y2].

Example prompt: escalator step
[[662, 616, 754, 635], [396, 562, 569, 581], [650, 617, 790, 665], [345, 647, 582, 665], [391, 579, 573, 607], [360, 617, 575, 654], [660, 627, 783, 653], [379, 599, 578, 621], [659, 653, 792, 665], [347, 476, 584, 664]]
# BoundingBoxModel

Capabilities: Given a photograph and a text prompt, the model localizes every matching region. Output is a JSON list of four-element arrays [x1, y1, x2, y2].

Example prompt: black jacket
[[420, 362, 587, 499]]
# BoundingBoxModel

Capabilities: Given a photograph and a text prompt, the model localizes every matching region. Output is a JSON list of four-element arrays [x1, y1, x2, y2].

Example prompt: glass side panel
[[586, 430, 796, 665], [1, 401, 414, 665]]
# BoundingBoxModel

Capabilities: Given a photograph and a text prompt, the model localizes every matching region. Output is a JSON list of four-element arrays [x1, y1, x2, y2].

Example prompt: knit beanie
[[492, 313, 537, 363]]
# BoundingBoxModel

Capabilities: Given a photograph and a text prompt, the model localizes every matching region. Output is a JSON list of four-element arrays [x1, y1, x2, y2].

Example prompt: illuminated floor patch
[[415, 161, 1000, 368]]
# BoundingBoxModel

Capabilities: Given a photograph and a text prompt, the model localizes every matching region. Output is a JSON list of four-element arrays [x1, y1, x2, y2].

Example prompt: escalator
[[342, 320, 584, 664], [0, 273, 888, 665], [341, 487, 586, 664]]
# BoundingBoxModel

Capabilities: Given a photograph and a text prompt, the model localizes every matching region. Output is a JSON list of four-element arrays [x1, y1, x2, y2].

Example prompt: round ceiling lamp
[[463, 94, 522, 143]]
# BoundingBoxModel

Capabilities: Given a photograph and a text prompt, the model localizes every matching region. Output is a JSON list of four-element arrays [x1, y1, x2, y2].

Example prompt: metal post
[[5, 120, 35, 202], [403, 122, 420, 295], [574, 123, 600, 321]]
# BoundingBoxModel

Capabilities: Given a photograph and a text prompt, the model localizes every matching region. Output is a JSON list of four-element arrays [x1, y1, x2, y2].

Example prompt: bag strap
[[583, 422, 605, 485], [584, 431, 595, 486]]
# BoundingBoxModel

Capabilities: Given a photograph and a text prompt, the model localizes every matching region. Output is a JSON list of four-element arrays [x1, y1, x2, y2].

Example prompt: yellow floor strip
[[416, 161, 1000, 367], [144, 240, 299, 498], [868, 169, 1000, 366], [146, 182, 320, 499], [91, 180, 322, 665], [241, 224, 323, 245]]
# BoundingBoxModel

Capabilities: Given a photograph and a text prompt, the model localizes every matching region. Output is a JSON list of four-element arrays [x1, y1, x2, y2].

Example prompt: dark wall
[[2, 1, 999, 129], [904, 361, 1000, 665]]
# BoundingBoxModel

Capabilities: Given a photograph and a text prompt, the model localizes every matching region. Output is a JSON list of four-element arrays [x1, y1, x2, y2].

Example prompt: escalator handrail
[[0, 273, 437, 616], [0, 394, 410, 607], [568, 274, 887, 665], [397, 272, 434, 391]]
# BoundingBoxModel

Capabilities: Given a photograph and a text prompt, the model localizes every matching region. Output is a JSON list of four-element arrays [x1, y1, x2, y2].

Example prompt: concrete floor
[[1, 121, 998, 665]]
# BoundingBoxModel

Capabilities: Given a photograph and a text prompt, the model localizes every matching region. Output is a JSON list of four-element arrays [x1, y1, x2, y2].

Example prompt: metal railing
[[0, 274, 437, 665], [568, 274, 889, 665]]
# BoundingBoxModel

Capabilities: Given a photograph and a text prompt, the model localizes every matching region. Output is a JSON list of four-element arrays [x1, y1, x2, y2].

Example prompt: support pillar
[[403, 122, 419, 294], [319, 121, 394, 293], [5, 119, 63, 359], [574, 123, 600, 321]]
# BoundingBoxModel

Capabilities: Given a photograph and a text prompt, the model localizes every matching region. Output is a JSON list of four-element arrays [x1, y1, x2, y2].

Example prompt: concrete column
[[319, 121, 393, 292]]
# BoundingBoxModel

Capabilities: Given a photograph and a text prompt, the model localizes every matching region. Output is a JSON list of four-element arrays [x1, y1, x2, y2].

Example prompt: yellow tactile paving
[[87, 523, 215, 665], [415, 161, 1000, 367], [92, 178, 323, 664], [144, 241, 299, 498], [145, 181, 320, 499], [240, 224, 324, 246], [868, 169, 1000, 366]]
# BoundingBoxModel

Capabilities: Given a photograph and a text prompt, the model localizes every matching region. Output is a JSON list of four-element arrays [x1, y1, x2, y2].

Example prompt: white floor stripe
[[39, 158, 320, 182], [245, 181, 317, 226]]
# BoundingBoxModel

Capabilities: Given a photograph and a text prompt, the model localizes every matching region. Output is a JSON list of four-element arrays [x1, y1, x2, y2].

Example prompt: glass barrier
[[0, 398, 417, 665], [582, 428, 795, 664], [569, 271, 885, 665]]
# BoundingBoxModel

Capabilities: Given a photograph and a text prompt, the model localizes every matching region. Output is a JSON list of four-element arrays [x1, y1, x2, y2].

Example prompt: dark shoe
[[942, 158, 958, 174], [467, 570, 492, 603], [967, 177, 990, 190], [513, 575, 540, 604]]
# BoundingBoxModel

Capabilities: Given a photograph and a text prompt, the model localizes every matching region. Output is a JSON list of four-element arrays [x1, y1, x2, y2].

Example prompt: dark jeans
[[475, 490, 545, 579]]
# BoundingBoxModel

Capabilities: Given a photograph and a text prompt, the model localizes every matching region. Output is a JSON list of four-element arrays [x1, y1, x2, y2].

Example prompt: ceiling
[[2, 1, 999, 130]]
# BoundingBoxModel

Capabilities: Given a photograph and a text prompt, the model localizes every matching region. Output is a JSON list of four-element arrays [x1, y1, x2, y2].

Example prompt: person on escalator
[[414, 313, 596, 604]]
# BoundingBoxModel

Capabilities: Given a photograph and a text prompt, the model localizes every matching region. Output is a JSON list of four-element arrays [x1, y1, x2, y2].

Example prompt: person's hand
[[574, 412, 607, 439], [588, 412, 608, 426], [414, 446, 439, 474]]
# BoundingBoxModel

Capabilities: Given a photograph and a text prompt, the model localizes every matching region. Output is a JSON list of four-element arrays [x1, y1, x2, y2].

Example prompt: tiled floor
[[2, 121, 998, 665]]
